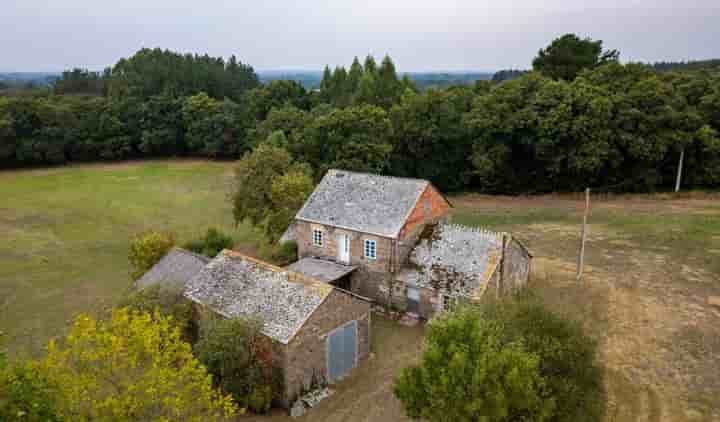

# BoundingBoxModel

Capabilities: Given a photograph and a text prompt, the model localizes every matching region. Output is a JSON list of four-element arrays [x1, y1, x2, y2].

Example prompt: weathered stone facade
[[296, 220, 393, 274], [280, 289, 371, 405]]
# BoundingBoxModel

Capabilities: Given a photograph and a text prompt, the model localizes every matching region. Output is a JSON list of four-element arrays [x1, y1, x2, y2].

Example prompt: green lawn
[[0, 160, 258, 356]]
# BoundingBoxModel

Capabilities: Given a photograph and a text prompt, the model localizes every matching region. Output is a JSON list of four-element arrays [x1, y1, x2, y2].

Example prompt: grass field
[[1, 161, 719, 421], [0, 161, 260, 356]]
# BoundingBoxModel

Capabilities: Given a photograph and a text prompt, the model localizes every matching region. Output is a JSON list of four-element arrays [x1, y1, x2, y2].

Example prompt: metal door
[[406, 286, 420, 314], [337, 233, 350, 264], [327, 320, 357, 382]]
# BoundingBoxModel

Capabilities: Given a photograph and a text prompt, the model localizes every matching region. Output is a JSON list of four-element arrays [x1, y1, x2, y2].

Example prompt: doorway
[[337, 233, 350, 264]]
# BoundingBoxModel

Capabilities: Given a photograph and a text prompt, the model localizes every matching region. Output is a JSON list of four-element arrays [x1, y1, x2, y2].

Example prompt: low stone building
[[183, 250, 371, 406], [396, 224, 532, 318], [135, 247, 209, 290], [285, 169, 532, 319]]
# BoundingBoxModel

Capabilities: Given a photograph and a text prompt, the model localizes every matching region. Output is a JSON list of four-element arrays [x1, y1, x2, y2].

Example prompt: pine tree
[[347, 57, 364, 100], [320, 65, 333, 102], [377, 55, 401, 107], [364, 55, 378, 76]]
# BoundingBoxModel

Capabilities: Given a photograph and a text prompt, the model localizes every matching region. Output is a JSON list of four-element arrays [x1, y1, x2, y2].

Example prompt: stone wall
[[282, 289, 371, 405], [500, 236, 531, 294], [296, 220, 393, 273]]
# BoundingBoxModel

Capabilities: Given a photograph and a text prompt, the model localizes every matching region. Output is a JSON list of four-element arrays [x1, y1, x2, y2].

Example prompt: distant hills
[[3, 58, 719, 91], [258, 70, 493, 90]]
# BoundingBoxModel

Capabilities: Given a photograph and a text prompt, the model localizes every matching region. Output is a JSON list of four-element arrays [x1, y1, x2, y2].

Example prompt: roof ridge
[[222, 250, 332, 293], [327, 168, 430, 185]]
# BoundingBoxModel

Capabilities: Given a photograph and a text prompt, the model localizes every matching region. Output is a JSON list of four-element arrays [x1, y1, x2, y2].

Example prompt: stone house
[[183, 250, 371, 406], [285, 169, 532, 319]]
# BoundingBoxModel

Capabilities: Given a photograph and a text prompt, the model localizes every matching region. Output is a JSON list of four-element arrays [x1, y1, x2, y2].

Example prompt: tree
[[303, 104, 393, 174], [38, 308, 238, 421], [394, 306, 554, 422], [533, 34, 619, 81], [194, 317, 275, 413], [482, 296, 605, 422], [231, 143, 294, 227], [377, 55, 402, 108], [263, 166, 314, 242], [128, 230, 176, 280], [346, 57, 364, 97], [389, 87, 475, 190]]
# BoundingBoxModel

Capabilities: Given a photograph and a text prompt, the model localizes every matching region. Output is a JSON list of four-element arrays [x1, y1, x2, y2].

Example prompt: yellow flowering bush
[[39, 308, 238, 421]]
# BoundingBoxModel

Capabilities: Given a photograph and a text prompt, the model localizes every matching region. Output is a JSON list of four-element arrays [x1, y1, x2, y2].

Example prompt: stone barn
[[183, 250, 371, 406]]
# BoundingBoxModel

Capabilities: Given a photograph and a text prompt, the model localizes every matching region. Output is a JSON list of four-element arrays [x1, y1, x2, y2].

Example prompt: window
[[312, 229, 323, 247], [364, 239, 377, 260]]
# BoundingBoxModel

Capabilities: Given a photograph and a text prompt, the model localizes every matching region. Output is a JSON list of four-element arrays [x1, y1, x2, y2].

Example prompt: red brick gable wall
[[399, 184, 450, 240]]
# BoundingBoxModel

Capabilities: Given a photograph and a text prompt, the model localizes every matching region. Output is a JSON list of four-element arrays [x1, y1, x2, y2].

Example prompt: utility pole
[[675, 148, 685, 193], [576, 188, 590, 283]]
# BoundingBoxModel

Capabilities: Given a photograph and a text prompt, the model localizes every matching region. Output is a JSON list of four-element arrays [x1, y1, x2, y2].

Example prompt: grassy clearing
[[0, 160, 260, 356]]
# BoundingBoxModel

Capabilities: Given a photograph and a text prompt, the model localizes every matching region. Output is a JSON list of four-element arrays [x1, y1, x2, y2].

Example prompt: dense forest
[[1, 36, 719, 193]]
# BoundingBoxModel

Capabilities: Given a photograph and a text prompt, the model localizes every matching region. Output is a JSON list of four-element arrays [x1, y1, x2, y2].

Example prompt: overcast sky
[[2, 0, 719, 72]]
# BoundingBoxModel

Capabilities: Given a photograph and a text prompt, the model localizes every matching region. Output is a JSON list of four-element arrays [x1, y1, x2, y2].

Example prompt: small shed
[[135, 247, 210, 290], [184, 250, 371, 406]]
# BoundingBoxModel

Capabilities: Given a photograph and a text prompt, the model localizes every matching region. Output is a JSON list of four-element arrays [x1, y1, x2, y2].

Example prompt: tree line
[[1, 36, 719, 193]]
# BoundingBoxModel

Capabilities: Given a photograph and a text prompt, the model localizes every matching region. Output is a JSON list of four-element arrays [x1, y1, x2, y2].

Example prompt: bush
[[258, 240, 298, 266], [194, 316, 276, 412], [183, 227, 234, 258], [119, 284, 196, 343], [248, 384, 272, 414], [38, 308, 237, 421], [0, 362, 64, 422], [394, 306, 554, 422], [128, 230, 175, 280], [481, 295, 606, 422]]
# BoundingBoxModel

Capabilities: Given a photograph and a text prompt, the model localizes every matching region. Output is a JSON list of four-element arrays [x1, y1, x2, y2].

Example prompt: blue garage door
[[327, 320, 358, 382]]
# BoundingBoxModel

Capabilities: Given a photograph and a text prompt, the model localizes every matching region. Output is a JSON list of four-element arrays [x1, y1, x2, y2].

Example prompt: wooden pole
[[576, 188, 590, 283], [675, 148, 685, 193], [497, 233, 507, 299]]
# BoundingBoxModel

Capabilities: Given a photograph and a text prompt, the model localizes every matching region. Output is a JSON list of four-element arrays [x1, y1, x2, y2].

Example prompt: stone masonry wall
[[296, 220, 393, 274], [282, 289, 371, 404], [500, 237, 531, 294]]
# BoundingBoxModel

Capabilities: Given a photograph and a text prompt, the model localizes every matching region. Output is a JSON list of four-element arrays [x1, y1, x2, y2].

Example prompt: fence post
[[576, 188, 590, 283]]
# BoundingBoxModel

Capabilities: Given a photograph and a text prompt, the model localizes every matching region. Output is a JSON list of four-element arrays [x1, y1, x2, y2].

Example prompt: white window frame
[[364, 239, 377, 260], [313, 229, 324, 247]]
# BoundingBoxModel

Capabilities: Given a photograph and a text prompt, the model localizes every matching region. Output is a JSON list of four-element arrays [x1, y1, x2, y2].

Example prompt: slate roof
[[295, 169, 430, 238], [184, 250, 333, 344], [398, 224, 502, 299], [136, 248, 210, 290], [287, 258, 357, 284]]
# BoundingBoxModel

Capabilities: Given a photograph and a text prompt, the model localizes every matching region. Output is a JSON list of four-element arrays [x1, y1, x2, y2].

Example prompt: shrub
[[194, 316, 276, 412], [183, 227, 234, 258], [248, 384, 272, 414], [119, 284, 196, 343], [394, 306, 554, 422], [259, 240, 298, 266], [481, 295, 606, 422], [38, 308, 238, 421], [128, 230, 175, 280], [0, 362, 64, 422]]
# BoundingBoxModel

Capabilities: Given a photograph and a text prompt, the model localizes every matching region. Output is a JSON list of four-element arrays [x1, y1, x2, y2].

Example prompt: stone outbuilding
[[396, 224, 532, 318], [135, 247, 210, 290], [183, 250, 371, 406]]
